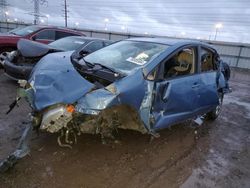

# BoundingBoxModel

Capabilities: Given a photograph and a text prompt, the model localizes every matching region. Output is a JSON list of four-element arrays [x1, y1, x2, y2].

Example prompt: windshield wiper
[[92, 63, 118, 74], [81, 59, 117, 74], [73, 58, 124, 78]]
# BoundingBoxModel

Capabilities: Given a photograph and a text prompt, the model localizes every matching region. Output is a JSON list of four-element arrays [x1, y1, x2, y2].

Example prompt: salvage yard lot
[[0, 69, 250, 188]]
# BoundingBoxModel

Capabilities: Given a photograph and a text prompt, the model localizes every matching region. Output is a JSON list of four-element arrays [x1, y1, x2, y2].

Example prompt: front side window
[[163, 47, 196, 78], [200, 48, 215, 72], [35, 29, 55, 40], [83, 41, 168, 74], [56, 31, 77, 40]]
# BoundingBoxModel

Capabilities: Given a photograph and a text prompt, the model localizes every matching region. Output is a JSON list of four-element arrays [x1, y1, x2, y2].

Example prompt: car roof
[[126, 37, 213, 48], [64, 36, 111, 42], [31, 25, 84, 34]]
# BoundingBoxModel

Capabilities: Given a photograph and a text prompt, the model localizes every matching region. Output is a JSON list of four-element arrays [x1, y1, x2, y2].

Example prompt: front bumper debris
[[0, 123, 32, 173], [3, 59, 33, 80]]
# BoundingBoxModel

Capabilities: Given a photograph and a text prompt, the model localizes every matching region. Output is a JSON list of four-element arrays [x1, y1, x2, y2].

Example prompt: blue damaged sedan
[[1, 38, 230, 171], [22, 38, 230, 140]]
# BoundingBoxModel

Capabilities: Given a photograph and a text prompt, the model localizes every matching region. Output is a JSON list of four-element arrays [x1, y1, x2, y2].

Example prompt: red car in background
[[0, 25, 85, 66]]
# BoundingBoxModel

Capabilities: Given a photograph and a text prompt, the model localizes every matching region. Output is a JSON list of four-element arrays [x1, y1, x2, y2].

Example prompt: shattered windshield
[[8, 26, 41, 36], [49, 36, 86, 51], [83, 40, 168, 73]]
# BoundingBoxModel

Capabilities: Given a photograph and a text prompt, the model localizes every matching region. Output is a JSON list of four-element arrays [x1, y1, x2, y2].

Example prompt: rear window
[[49, 36, 87, 51], [201, 48, 216, 72]]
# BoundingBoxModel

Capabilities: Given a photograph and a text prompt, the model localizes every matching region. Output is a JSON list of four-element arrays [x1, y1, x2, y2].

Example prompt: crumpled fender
[[76, 70, 146, 112], [75, 70, 152, 130], [17, 39, 62, 58], [29, 51, 95, 111]]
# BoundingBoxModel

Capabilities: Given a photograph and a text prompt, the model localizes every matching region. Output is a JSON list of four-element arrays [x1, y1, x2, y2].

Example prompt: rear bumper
[[3, 59, 34, 80]]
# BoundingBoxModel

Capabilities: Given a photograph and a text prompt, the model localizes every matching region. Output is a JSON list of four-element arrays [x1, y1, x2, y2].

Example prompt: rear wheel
[[207, 92, 224, 120]]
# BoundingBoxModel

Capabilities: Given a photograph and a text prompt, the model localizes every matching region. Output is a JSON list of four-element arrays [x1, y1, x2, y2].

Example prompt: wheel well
[[77, 105, 148, 135]]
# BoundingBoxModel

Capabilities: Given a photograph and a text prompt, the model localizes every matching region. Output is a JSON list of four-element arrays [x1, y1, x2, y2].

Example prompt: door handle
[[161, 83, 171, 102]]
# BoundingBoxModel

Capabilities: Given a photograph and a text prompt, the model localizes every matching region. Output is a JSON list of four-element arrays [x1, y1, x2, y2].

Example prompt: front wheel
[[206, 92, 224, 120]]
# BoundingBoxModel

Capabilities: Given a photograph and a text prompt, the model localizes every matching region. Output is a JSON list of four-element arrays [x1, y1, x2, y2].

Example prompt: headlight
[[40, 105, 74, 133]]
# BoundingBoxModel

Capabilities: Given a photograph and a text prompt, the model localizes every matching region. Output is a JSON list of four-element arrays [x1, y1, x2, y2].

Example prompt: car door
[[196, 46, 219, 113], [151, 46, 201, 130]]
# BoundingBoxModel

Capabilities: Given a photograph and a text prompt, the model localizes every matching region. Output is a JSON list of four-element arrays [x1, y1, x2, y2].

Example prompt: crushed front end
[[21, 51, 149, 148]]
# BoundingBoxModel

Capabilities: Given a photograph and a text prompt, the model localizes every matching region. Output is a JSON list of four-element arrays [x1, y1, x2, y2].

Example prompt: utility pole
[[63, 0, 68, 27], [34, 0, 39, 24], [31, 0, 48, 25], [214, 23, 223, 41], [0, 0, 8, 21]]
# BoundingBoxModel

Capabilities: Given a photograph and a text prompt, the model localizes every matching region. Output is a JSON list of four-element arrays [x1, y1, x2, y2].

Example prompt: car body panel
[[0, 33, 22, 48], [152, 74, 200, 130], [0, 26, 83, 49], [17, 38, 61, 57], [29, 51, 95, 111], [197, 72, 219, 111]]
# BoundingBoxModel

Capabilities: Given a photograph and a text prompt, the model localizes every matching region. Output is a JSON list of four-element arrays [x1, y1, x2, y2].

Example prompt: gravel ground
[[0, 68, 249, 188]]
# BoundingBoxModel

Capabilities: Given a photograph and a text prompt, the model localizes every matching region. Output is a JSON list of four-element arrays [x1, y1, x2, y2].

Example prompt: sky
[[1, 0, 250, 43]]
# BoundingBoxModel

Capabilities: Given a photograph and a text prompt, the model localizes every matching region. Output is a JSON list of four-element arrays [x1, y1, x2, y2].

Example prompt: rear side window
[[200, 48, 215, 72], [56, 31, 77, 40], [35, 29, 55, 40]]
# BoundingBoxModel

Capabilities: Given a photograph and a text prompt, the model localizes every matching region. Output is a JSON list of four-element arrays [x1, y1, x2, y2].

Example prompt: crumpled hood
[[29, 51, 95, 111], [17, 39, 62, 57]]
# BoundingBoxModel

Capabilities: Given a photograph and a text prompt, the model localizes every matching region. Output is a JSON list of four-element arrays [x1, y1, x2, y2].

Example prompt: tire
[[207, 92, 224, 120]]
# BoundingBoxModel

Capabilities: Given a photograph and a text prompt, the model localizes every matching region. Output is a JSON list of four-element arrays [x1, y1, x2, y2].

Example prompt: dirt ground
[[0, 68, 249, 188]]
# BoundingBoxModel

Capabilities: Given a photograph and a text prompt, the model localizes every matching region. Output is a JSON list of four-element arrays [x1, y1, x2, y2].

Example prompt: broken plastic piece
[[0, 123, 32, 173], [193, 116, 204, 126], [6, 97, 21, 114]]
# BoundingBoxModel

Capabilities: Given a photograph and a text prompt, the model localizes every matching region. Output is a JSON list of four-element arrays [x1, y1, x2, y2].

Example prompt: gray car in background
[[2, 36, 112, 80]]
